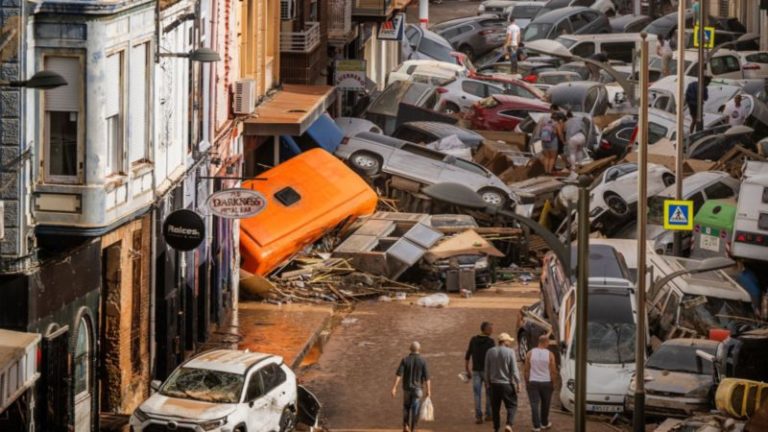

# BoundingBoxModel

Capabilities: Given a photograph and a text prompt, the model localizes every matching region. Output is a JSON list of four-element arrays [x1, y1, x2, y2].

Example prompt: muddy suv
[[130, 349, 318, 432]]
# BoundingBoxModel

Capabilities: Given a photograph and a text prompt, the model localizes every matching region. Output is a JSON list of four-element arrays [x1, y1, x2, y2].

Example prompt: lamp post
[[574, 174, 591, 432], [673, 0, 686, 256], [651, 257, 736, 294], [0, 70, 67, 89]]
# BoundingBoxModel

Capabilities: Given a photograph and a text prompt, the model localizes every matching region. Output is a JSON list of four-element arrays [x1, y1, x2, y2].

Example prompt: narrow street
[[302, 284, 621, 432]]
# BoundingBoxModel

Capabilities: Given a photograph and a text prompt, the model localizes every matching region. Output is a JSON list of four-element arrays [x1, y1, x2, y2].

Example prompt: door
[[261, 363, 291, 427], [459, 80, 487, 110], [389, 144, 446, 183], [244, 369, 270, 431], [73, 317, 93, 432], [41, 326, 70, 432], [99, 243, 121, 413]]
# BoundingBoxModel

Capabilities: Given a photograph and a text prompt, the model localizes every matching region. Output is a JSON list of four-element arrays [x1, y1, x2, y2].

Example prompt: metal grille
[[144, 424, 197, 432]]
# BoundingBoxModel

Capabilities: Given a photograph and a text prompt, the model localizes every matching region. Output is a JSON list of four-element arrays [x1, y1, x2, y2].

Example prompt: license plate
[[587, 404, 623, 413], [699, 234, 720, 252]]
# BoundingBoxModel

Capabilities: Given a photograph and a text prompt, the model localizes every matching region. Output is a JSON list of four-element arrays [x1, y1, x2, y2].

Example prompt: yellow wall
[[240, 0, 280, 96]]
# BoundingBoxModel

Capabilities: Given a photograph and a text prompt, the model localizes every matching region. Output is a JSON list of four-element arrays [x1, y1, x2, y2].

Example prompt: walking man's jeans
[[527, 381, 554, 429], [507, 46, 519, 74], [403, 388, 423, 430], [472, 371, 491, 419], [490, 383, 518, 431]]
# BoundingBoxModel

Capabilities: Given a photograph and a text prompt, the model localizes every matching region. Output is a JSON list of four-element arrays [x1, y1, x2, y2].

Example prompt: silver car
[[335, 132, 517, 208]]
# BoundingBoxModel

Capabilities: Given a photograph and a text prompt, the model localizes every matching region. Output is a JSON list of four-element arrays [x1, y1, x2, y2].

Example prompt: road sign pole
[[696, 1, 706, 132], [575, 175, 591, 432], [673, 0, 686, 255]]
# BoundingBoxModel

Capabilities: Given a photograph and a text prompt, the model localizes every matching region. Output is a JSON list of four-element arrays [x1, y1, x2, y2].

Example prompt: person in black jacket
[[465, 321, 496, 423], [393, 341, 432, 432]]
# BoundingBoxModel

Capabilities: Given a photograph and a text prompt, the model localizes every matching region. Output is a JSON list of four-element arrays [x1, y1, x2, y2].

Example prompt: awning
[[244, 84, 335, 137], [0, 329, 41, 413], [280, 113, 345, 158]]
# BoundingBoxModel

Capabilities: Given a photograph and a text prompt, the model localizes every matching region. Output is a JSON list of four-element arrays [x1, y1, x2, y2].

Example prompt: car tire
[[350, 151, 382, 177], [518, 330, 529, 359], [604, 192, 629, 217], [441, 102, 461, 115], [662, 173, 675, 187], [479, 187, 508, 208], [279, 406, 297, 432]]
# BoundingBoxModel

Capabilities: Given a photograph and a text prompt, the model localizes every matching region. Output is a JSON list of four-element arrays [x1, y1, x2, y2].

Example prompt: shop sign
[[206, 188, 267, 219], [335, 60, 367, 91], [378, 14, 405, 41], [163, 209, 205, 251]]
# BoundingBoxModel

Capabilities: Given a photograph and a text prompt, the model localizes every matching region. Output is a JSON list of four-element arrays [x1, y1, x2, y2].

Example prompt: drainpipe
[[149, 206, 158, 378], [419, 0, 428, 29]]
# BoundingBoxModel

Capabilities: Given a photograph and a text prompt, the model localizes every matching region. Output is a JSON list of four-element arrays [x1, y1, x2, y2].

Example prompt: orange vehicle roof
[[239, 149, 377, 276]]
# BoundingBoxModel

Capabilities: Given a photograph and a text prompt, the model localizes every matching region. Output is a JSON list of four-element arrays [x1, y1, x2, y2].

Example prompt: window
[[571, 42, 595, 58], [129, 42, 151, 163], [462, 80, 485, 97], [259, 364, 287, 394], [44, 56, 82, 183], [616, 127, 634, 141], [246, 372, 265, 401], [418, 38, 454, 63], [393, 127, 433, 144], [648, 123, 668, 144], [439, 27, 461, 39], [451, 158, 488, 176], [746, 53, 768, 64], [569, 14, 590, 32], [704, 181, 736, 200], [710, 56, 741, 75], [73, 317, 91, 396], [602, 42, 635, 63], [105, 51, 125, 175], [652, 95, 671, 111]]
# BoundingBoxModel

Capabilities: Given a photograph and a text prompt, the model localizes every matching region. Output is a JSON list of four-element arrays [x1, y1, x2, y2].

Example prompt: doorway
[[99, 242, 121, 413], [73, 316, 93, 432]]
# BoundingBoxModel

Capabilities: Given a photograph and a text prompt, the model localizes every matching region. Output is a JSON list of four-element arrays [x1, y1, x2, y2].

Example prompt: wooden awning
[[243, 84, 335, 137]]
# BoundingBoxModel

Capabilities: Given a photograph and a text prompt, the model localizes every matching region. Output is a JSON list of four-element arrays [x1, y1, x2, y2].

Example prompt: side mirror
[[150, 380, 162, 392]]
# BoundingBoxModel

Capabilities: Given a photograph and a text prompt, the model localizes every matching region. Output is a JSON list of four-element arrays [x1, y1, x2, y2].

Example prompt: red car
[[467, 95, 550, 131], [474, 73, 547, 101]]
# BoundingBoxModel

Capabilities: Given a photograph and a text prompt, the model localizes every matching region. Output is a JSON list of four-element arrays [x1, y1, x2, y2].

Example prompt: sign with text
[[335, 60, 367, 91], [663, 200, 694, 231], [206, 188, 266, 219], [693, 26, 715, 49], [163, 209, 205, 251], [378, 13, 405, 41]]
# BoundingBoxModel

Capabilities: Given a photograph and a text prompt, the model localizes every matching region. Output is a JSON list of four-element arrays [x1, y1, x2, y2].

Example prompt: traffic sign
[[663, 200, 694, 231], [693, 26, 715, 49]]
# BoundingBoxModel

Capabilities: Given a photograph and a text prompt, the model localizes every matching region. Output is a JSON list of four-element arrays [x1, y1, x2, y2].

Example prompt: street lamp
[[652, 257, 736, 292], [0, 70, 67, 89], [158, 47, 221, 63]]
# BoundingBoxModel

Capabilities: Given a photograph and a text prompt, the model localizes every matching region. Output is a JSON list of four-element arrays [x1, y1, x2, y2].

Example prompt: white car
[[589, 162, 675, 221], [649, 75, 743, 118], [437, 76, 544, 113], [130, 350, 317, 432], [387, 59, 469, 87], [736, 51, 768, 79], [533, 70, 581, 92]]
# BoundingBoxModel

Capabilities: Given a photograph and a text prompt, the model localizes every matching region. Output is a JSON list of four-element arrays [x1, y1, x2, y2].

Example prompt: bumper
[[625, 394, 709, 418], [129, 417, 233, 432], [561, 389, 626, 414]]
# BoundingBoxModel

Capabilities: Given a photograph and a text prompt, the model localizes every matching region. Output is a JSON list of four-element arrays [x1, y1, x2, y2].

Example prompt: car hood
[[140, 394, 237, 421], [645, 369, 712, 396], [567, 360, 635, 397], [524, 39, 571, 57]]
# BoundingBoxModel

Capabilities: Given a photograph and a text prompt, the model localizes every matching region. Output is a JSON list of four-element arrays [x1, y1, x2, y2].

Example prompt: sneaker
[[541, 423, 553, 430]]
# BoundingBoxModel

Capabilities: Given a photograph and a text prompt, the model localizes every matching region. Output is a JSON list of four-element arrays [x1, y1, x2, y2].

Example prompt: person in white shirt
[[506, 18, 521, 73], [524, 334, 557, 432], [656, 35, 673, 77], [725, 94, 749, 126]]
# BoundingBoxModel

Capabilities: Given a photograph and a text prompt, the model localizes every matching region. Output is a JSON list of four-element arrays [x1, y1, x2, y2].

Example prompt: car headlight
[[200, 417, 228, 431], [567, 379, 575, 392], [132, 408, 149, 422], [589, 206, 603, 217]]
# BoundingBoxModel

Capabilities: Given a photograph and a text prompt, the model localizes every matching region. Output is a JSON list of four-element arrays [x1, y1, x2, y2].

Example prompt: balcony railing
[[352, 0, 393, 18], [329, 0, 354, 43], [280, 22, 321, 53]]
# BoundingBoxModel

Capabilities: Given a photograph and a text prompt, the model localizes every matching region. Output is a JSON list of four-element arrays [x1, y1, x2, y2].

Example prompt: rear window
[[647, 343, 716, 374], [648, 122, 668, 144], [710, 56, 741, 75], [419, 38, 454, 63], [510, 5, 542, 19], [393, 126, 435, 144], [746, 53, 768, 64]]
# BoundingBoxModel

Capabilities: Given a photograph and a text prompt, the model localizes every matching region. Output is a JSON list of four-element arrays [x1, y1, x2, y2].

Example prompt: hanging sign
[[163, 209, 205, 251], [378, 13, 405, 41], [335, 60, 367, 90], [206, 188, 266, 219]]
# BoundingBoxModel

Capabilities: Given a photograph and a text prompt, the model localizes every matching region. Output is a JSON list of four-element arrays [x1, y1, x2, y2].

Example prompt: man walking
[[725, 94, 748, 126], [392, 341, 432, 432], [505, 18, 521, 74], [524, 335, 557, 432], [465, 322, 496, 424], [686, 76, 710, 134], [485, 333, 520, 432]]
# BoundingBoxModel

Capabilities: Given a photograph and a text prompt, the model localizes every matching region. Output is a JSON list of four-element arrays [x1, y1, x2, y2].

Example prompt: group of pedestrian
[[540, 105, 586, 176], [392, 322, 557, 432]]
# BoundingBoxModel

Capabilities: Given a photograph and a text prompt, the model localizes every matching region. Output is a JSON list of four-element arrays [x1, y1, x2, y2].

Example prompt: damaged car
[[130, 349, 319, 432], [626, 338, 719, 418]]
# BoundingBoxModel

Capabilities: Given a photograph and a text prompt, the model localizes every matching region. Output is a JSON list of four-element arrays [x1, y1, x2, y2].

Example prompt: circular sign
[[205, 188, 266, 219], [163, 209, 205, 251]]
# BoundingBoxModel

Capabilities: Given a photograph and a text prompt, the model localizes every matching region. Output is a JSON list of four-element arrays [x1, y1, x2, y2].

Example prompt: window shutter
[[129, 44, 148, 162], [104, 53, 121, 117], [44, 57, 81, 112]]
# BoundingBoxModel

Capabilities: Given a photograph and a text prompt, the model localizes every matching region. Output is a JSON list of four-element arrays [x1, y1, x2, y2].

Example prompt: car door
[[569, 12, 590, 34], [437, 156, 491, 190], [260, 363, 292, 427], [459, 79, 488, 109], [388, 143, 446, 183], [244, 368, 271, 431]]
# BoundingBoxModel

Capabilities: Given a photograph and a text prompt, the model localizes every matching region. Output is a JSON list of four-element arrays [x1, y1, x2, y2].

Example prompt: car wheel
[[459, 45, 474, 59], [604, 192, 629, 217], [662, 173, 675, 187], [479, 188, 508, 208], [518, 330, 529, 359], [350, 151, 381, 177], [279, 406, 297, 432], [441, 102, 461, 115]]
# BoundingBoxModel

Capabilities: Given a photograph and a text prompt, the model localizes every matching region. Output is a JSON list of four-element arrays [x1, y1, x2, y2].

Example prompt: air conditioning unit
[[233, 79, 257, 115], [280, 0, 296, 20]]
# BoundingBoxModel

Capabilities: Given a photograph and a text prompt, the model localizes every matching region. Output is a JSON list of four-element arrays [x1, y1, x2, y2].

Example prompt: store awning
[[0, 329, 41, 413], [244, 84, 335, 137]]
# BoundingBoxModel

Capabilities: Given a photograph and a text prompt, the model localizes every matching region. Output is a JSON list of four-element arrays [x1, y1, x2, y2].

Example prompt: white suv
[[130, 349, 314, 432]]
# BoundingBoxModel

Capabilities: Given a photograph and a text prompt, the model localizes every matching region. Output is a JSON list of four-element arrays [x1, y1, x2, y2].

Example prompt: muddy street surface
[[301, 284, 624, 432]]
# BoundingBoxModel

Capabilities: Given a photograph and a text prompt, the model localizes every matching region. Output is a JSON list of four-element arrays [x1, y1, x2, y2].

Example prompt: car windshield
[[523, 23, 552, 42], [161, 367, 244, 404], [512, 5, 541, 18], [555, 37, 577, 48], [647, 343, 716, 375], [571, 292, 636, 364], [679, 295, 755, 336], [420, 38, 455, 63]]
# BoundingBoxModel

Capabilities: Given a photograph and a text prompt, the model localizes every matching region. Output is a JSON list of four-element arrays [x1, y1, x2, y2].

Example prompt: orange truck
[[239, 149, 378, 276]]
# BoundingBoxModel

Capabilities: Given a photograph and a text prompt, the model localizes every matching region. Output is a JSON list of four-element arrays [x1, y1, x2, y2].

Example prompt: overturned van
[[732, 161, 768, 262]]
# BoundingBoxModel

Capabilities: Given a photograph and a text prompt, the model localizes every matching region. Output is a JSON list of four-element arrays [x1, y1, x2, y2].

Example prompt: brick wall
[[0, 8, 21, 261], [100, 214, 152, 413]]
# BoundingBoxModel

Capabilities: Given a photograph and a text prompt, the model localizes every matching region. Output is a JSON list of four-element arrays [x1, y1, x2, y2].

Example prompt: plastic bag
[[416, 293, 450, 308], [419, 396, 435, 422]]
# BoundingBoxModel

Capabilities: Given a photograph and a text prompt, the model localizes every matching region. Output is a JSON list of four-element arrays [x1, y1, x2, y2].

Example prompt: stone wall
[[0, 7, 21, 261]]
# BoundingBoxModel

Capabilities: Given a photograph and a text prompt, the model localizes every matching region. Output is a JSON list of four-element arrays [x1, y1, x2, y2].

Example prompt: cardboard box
[[475, 130, 528, 151]]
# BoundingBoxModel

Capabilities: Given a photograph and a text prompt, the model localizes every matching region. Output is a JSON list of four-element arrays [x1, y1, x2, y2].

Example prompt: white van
[[732, 161, 768, 261], [387, 60, 468, 86], [526, 33, 657, 64]]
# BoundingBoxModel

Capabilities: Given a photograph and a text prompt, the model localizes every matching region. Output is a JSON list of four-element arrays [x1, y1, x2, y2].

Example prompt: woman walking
[[524, 335, 557, 432], [564, 111, 586, 172]]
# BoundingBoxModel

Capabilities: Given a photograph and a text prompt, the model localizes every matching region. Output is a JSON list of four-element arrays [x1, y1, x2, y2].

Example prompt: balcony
[[352, 0, 393, 19], [280, 21, 321, 54], [329, 0, 356, 45]]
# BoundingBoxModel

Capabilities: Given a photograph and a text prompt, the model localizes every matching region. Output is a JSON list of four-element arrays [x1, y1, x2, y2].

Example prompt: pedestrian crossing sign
[[663, 200, 694, 231], [693, 26, 715, 49]]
